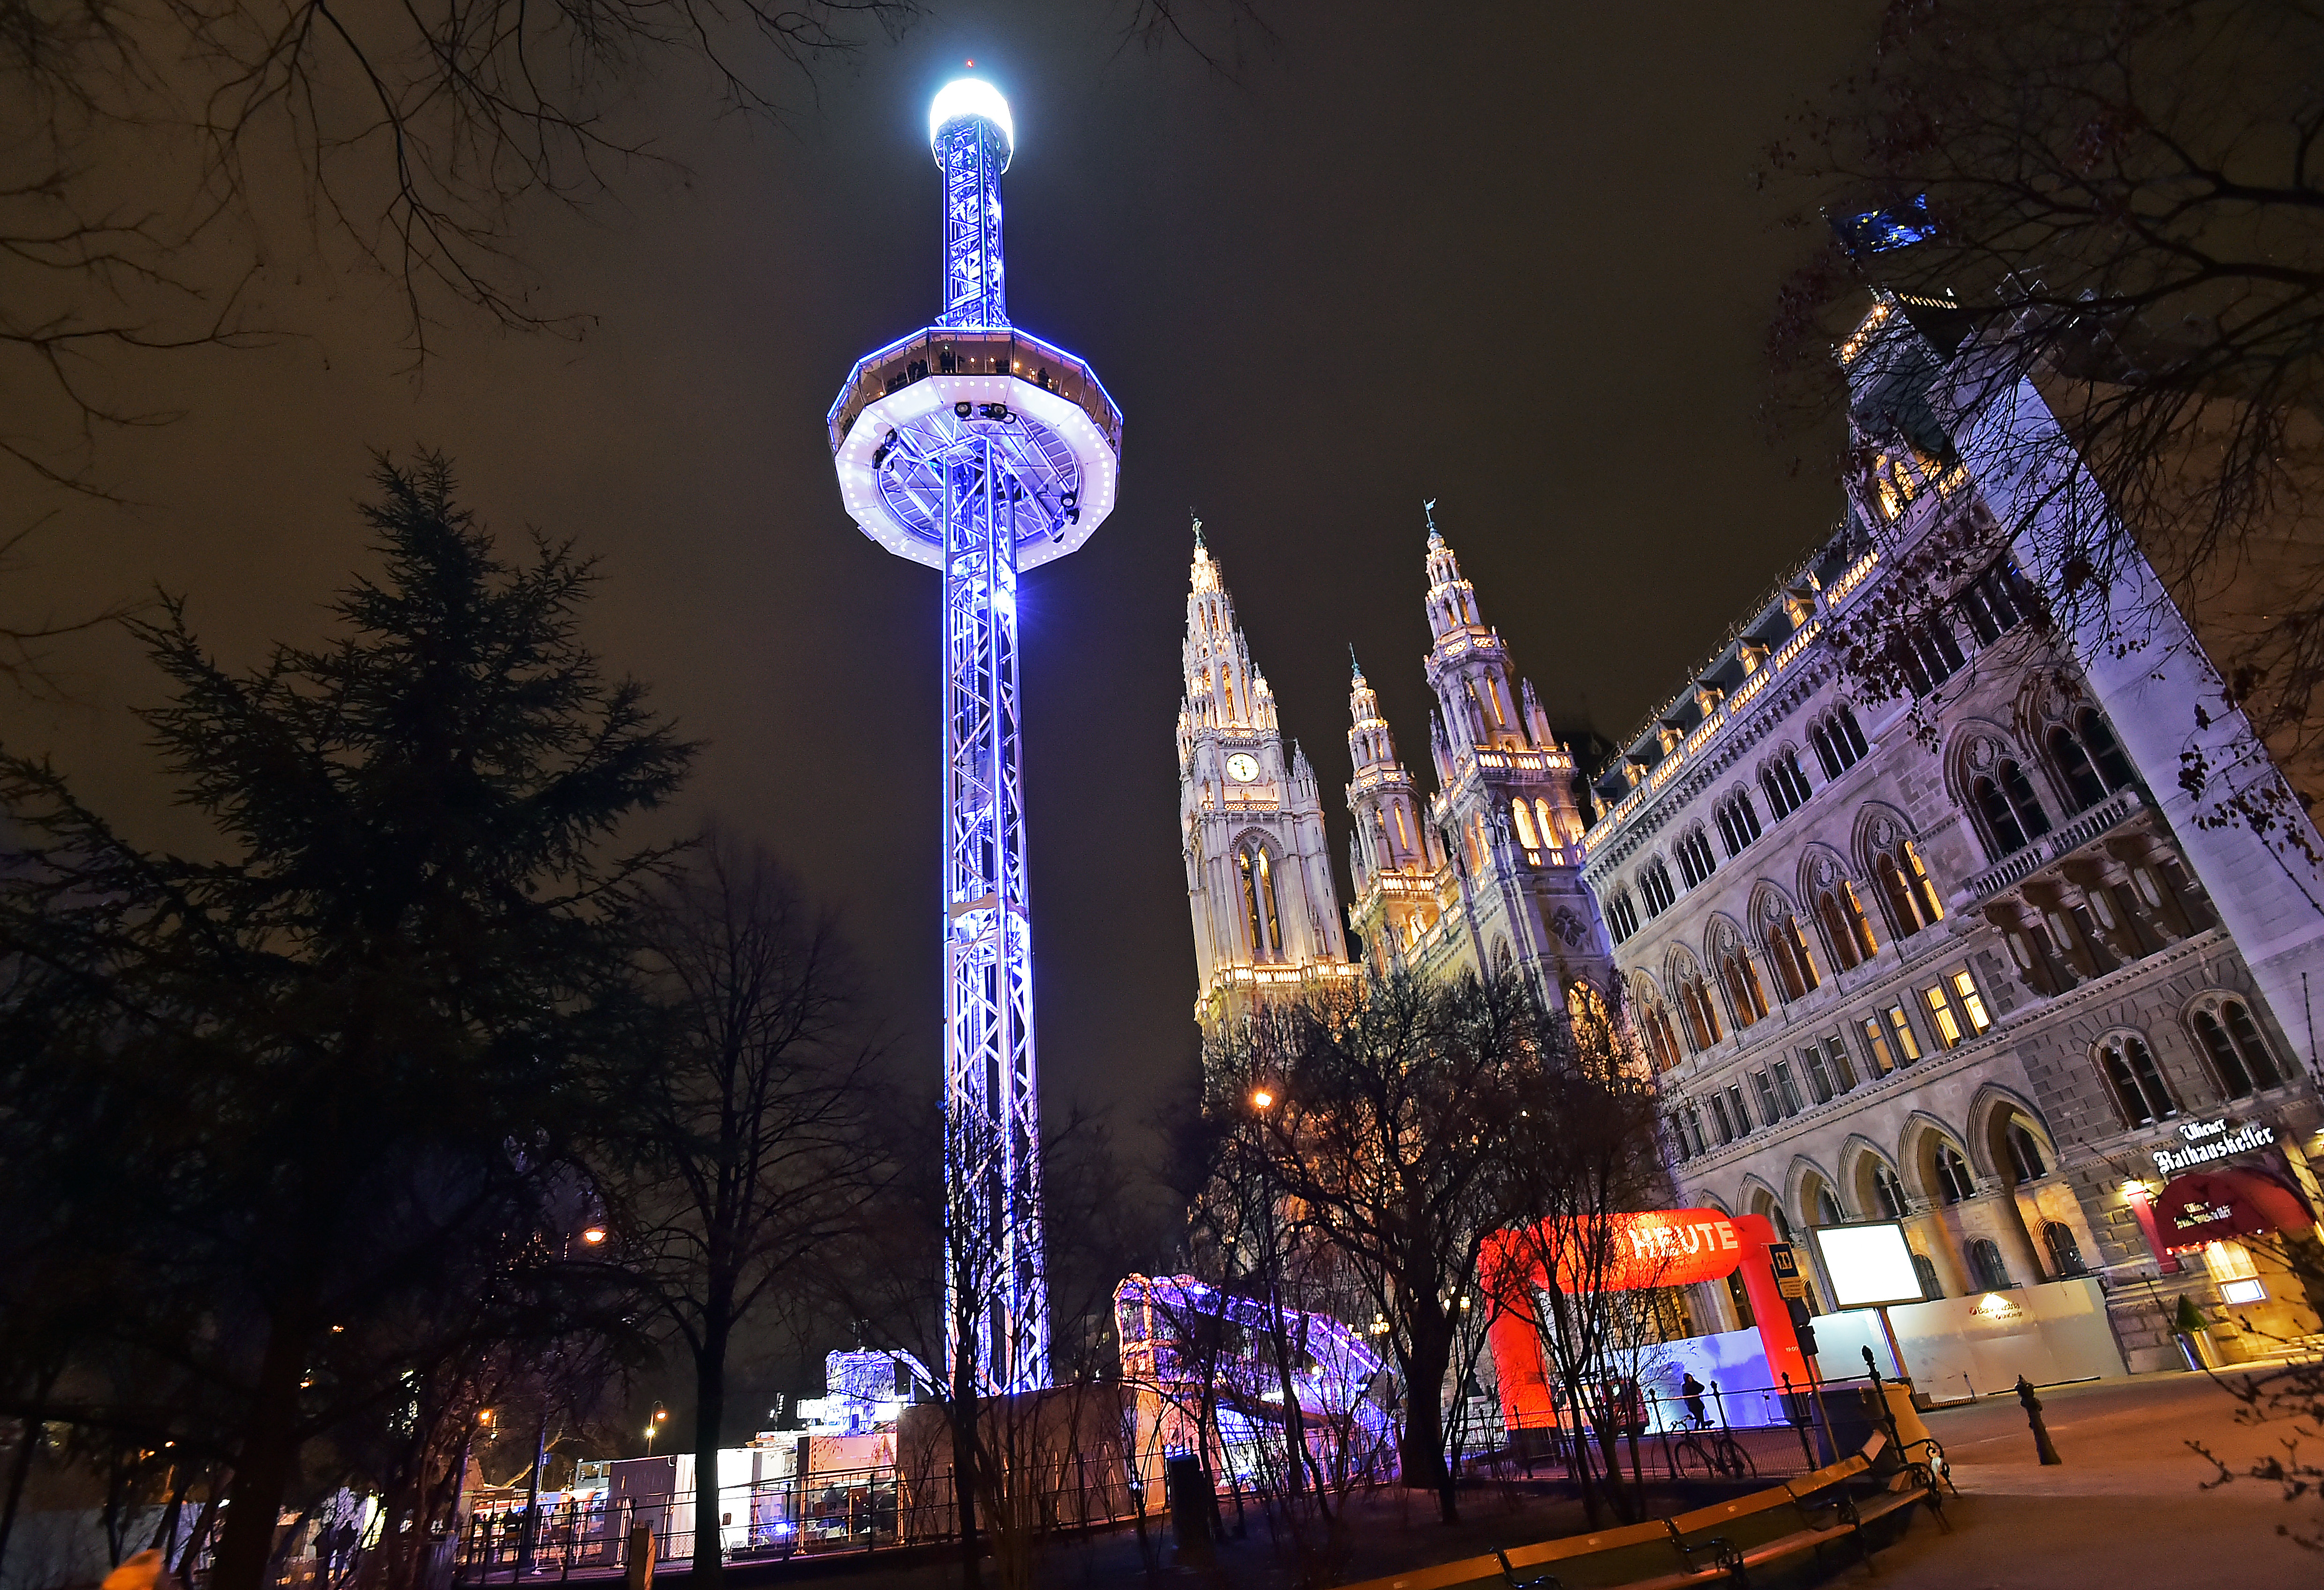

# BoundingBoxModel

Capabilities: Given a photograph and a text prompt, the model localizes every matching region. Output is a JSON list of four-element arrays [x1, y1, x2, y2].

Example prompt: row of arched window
[[1969, 709, 2137, 862], [2095, 998, 2284, 1127], [1632, 850, 1947, 1066], [1612, 705, 1884, 948]]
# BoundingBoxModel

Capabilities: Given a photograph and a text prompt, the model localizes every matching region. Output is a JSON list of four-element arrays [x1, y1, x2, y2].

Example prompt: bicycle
[[1669, 1417, 1756, 1482]]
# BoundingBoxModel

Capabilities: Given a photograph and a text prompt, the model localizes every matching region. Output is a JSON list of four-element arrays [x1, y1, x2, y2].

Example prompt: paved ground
[[1863, 1368, 2321, 1589], [523, 1368, 2323, 1588]]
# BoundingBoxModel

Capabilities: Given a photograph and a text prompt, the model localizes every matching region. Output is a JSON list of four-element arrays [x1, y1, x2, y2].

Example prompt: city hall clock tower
[[1177, 525, 1355, 1025]]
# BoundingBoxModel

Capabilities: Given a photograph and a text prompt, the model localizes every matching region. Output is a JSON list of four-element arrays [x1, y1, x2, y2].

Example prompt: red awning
[[2153, 1169, 2315, 1248]]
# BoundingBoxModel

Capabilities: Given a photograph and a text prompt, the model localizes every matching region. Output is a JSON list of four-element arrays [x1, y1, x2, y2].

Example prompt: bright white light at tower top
[[929, 79, 1013, 156]]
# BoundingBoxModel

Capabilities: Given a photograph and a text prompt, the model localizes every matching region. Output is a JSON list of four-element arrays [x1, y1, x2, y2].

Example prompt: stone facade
[[1583, 294, 2324, 1370], [1177, 516, 1616, 1034]]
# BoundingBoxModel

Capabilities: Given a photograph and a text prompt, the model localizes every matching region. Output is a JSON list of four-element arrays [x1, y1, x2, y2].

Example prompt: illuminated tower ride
[[826, 80, 1123, 1395]]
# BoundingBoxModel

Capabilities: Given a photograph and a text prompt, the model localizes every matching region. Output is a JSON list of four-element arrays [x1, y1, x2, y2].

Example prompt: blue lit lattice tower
[[826, 81, 1123, 1396]]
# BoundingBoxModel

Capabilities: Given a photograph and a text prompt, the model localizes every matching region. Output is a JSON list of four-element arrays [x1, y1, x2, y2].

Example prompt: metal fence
[[452, 1456, 1159, 1584], [1467, 1376, 1894, 1490]]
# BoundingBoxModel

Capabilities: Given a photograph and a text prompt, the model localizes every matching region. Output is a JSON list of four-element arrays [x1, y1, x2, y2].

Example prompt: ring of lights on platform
[[834, 368, 1121, 572]]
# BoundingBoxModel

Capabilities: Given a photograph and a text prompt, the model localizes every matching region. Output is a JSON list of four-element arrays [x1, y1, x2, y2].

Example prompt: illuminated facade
[[1178, 529, 1356, 1022], [1178, 510, 1615, 1031], [828, 81, 1123, 1394], [1588, 293, 2324, 1369]]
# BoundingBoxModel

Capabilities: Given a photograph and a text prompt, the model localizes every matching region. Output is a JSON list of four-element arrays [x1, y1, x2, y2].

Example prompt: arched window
[[1237, 841, 1283, 963], [1715, 790, 1762, 856], [1606, 890, 1641, 945], [1638, 998, 1684, 1072], [2080, 710, 2135, 791], [1811, 706, 1870, 779], [1931, 1144, 1977, 1205], [1714, 928, 1769, 1028], [1670, 954, 1724, 1051], [1973, 774, 2027, 856], [1762, 750, 1814, 819], [1512, 799, 1541, 851], [2048, 724, 2109, 811], [1869, 837, 1943, 937], [1639, 857, 1678, 917], [2044, 1221, 2088, 1278], [1764, 910, 1821, 1000], [1871, 1163, 1910, 1220], [1911, 1252, 1943, 1300], [2005, 1123, 2048, 1182], [1534, 799, 1560, 853], [2097, 1034, 2178, 1127], [2191, 998, 2281, 1098], [1675, 828, 1717, 888], [1967, 1238, 2011, 1292], [1567, 981, 1612, 1050], [1816, 880, 1880, 971], [1814, 1185, 1845, 1227]]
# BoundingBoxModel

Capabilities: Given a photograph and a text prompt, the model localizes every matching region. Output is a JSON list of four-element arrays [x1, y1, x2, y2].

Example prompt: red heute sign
[[1485, 1208, 1745, 1297]]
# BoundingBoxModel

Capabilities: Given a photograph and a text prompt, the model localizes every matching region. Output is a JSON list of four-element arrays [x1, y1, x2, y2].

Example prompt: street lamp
[[580, 1226, 608, 1246], [644, 1404, 667, 1456], [1250, 1087, 1274, 1111]]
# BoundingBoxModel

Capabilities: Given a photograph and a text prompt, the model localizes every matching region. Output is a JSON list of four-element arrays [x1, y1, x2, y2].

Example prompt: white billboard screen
[[1812, 1221, 1924, 1309]]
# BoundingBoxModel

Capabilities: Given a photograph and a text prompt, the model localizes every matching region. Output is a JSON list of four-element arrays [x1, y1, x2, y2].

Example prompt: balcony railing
[[1962, 787, 2142, 905]]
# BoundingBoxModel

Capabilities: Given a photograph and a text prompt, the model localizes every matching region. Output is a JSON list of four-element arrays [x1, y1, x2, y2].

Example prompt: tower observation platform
[[826, 78, 1123, 1397]]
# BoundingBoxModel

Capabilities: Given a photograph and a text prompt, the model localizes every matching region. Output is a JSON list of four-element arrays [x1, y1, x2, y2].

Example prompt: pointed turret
[[1345, 648, 1435, 896], [1175, 525, 1353, 1019]]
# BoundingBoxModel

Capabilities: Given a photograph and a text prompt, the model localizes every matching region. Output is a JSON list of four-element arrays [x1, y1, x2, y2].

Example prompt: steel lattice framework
[[825, 82, 1122, 1396]]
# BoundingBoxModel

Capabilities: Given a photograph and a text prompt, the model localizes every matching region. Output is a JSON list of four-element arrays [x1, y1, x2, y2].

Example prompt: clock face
[[1226, 752, 1260, 783]]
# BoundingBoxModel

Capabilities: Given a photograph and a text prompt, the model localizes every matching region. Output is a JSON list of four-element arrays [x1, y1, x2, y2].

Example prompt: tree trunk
[[950, 1392, 981, 1590], [210, 1312, 314, 1590], [1397, 1315, 1457, 1521], [0, 1365, 57, 1575], [691, 1313, 730, 1590]]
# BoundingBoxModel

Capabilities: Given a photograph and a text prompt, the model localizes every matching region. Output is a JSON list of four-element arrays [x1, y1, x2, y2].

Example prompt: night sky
[[4, 2, 1874, 1161]]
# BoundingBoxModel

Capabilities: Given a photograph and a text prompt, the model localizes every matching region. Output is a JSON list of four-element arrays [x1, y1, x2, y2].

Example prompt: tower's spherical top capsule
[[929, 79, 1013, 163]]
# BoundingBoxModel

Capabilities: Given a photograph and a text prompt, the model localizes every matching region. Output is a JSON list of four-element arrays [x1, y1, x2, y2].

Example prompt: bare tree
[[1203, 970, 1561, 1525], [618, 836, 883, 1590], [1764, 1, 2324, 823], [1482, 1071, 1670, 1528]]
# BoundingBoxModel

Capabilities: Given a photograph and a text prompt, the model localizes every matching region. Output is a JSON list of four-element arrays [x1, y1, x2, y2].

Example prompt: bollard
[[622, 1525, 655, 1590], [2014, 1376, 2062, 1465], [1163, 1452, 1215, 1567]]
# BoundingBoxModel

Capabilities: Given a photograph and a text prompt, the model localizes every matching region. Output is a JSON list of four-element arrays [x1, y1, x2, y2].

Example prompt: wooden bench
[[1344, 1426, 1939, 1590]]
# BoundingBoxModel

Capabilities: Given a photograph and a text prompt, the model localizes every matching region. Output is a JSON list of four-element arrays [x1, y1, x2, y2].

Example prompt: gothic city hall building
[[1176, 290, 2324, 1375]]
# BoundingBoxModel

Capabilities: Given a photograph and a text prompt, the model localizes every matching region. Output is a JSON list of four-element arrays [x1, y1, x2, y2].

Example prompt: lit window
[[1885, 1004, 1923, 1063], [1950, 971, 1992, 1034], [1238, 842, 1283, 964], [1860, 1015, 1897, 1077], [1512, 799, 1540, 850], [1921, 983, 1965, 1048], [1766, 911, 1821, 999]]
